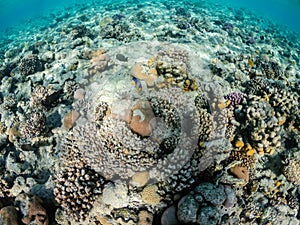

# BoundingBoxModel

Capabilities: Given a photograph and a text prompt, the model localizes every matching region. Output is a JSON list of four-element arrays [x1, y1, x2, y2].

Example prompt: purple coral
[[247, 37, 255, 44], [225, 92, 247, 107]]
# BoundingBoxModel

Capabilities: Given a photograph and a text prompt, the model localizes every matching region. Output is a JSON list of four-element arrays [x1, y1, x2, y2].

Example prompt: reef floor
[[0, 0, 300, 224]]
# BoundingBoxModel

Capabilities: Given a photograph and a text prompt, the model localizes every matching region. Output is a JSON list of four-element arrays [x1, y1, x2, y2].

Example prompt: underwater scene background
[[0, 0, 300, 224], [1, 0, 300, 34]]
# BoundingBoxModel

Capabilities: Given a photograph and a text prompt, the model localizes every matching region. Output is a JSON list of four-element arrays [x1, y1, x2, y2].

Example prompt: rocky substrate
[[0, 0, 300, 224]]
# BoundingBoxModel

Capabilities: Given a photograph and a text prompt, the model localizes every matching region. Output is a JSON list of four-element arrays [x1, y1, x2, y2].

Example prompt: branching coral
[[19, 111, 46, 139], [30, 85, 61, 110], [19, 55, 43, 76], [54, 163, 106, 222]]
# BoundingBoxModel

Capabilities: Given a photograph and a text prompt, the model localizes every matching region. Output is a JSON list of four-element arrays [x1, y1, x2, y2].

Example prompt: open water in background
[[0, 0, 300, 34]]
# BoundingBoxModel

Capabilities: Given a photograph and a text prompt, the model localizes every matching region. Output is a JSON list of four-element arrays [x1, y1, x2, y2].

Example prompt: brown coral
[[130, 171, 150, 187], [0, 206, 19, 225], [129, 100, 156, 137], [15, 194, 49, 225], [63, 110, 80, 130], [137, 210, 153, 225], [230, 165, 249, 184], [54, 163, 106, 222], [141, 184, 161, 206], [131, 62, 158, 87]]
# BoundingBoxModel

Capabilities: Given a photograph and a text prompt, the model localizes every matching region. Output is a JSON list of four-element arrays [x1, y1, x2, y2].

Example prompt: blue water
[[1, 0, 300, 35], [223, 0, 300, 34], [0, 0, 88, 31], [0, 0, 300, 35]]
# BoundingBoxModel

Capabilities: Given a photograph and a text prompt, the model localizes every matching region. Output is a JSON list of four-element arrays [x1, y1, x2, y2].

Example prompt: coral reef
[[161, 182, 237, 225], [100, 20, 141, 42], [20, 111, 47, 139], [0, 0, 299, 224], [19, 55, 43, 76], [15, 193, 49, 225], [30, 85, 61, 110], [54, 163, 106, 221], [70, 25, 91, 40]]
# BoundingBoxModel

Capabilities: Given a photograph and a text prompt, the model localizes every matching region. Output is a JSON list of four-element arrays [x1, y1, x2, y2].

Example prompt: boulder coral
[[129, 100, 156, 137]]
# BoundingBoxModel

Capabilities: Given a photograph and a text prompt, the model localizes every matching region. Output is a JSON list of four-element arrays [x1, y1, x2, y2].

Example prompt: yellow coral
[[248, 59, 255, 67], [217, 100, 228, 109], [91, 49, 107, 57], [137, 210, 153, 225], [147, 56, 156, 67], [262, 91, 270, 102], [141, 184, 161, 206], [234, 140, 244, 150], [264, 147, 275, 155], [278, 116, 286, 125], [257, 149, 265, 155], [245, 144, 255, 156]]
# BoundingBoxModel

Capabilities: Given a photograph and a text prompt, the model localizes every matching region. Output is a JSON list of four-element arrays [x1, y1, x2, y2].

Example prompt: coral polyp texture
[[18, 55, 44, 76], [0, 0, 300, 224], [54, 163, 106, 222]]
